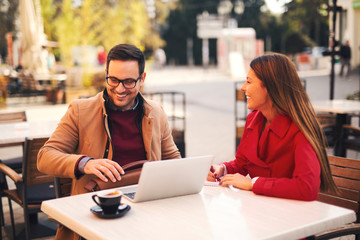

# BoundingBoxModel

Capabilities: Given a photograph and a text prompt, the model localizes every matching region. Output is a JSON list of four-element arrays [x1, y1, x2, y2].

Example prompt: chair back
[[317, 155, 360, 222], [0, 111, 26, 124], [54, 177, 72, 198], [340, 124, 360, 154], [22, 137, 53, 186], [235, 81, 247, 119], [316, 113, 336, 127], [316, 113, 336, 147], [142, 91, 186, 157], [235, 81, 247, 149], [1, 137, 56, 239]]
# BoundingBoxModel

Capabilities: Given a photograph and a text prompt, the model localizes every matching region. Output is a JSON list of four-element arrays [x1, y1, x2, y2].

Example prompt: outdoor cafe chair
[[54, 177, 72, 198], [0, 111, 27, 124], [307, 155, 360, 240], [0, 137, 56, 240], [339, 124, 360, 158], [234, 81, 247, 149], [0, 111, 27, 227], [316, 112, 337, 147], [142, 91, 186, 157]]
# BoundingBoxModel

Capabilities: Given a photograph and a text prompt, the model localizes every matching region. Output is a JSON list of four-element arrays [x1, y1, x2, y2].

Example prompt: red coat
[[224, 111, 320, 201]]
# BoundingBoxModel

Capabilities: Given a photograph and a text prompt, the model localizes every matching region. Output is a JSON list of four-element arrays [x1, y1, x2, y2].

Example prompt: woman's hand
[[207, 164, 225, 182], [220, 173, 252, 190]]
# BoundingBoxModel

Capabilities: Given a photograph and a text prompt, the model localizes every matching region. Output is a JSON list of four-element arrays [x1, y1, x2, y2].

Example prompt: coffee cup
[[92, 189, 123, 215]]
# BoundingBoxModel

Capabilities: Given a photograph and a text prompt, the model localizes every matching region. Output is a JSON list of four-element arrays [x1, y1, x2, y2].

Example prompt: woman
[[208, 53, 336, 201]]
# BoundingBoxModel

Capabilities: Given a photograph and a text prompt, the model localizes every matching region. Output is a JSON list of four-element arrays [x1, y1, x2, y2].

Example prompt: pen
[[210, 166, 221, 182]]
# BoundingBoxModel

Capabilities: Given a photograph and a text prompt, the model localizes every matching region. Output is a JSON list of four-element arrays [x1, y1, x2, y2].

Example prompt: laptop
[[121, 155, 214, 203]]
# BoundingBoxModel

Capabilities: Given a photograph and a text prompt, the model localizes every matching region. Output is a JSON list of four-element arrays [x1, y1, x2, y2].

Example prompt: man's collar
[[103, 89, 139, 112]]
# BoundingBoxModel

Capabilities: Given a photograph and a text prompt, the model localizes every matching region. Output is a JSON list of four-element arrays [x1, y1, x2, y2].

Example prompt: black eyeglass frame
[[105, 73, 143, 89]]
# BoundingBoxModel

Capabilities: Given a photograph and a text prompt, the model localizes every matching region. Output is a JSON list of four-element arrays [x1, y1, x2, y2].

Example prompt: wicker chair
[[0, 137, 56, 240], [307, 155, 360, 239]]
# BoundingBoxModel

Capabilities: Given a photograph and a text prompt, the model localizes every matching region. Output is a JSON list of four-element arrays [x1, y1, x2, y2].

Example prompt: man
[[339, 40, 351, 77], [38, 44, 181, 239]]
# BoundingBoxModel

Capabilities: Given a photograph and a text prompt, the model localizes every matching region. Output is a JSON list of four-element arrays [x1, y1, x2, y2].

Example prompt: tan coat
[[38, 92, 180, 239]]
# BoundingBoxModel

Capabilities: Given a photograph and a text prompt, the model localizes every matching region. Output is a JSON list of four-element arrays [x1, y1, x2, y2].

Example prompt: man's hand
[[84, 159, 125, 183]]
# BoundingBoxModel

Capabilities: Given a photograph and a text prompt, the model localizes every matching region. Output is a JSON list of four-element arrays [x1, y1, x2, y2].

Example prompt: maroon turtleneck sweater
[[108, 108, 146, 166]]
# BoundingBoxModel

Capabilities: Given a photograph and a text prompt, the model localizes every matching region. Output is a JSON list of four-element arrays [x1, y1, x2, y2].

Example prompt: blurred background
[[0, 0, 358, 102], [1, 0, 359, 159]]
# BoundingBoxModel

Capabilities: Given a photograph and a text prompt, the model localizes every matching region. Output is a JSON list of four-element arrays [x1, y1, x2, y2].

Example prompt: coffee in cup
[[92, 189, 123, 215]]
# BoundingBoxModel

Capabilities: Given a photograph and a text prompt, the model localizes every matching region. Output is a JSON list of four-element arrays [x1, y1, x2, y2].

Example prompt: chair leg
[[24, 208, 31, 240], [0, 201, 2, 240], [7, 198, 15, 240], [0, 197, 4, 226], [0, 173, 8, 227]]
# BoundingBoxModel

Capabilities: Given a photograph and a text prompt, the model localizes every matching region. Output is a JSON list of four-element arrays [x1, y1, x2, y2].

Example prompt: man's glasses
[[105, 73, 143, 89]]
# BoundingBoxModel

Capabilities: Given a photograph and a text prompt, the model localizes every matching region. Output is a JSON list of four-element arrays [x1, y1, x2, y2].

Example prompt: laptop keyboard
[[124, 192, 136, 200]]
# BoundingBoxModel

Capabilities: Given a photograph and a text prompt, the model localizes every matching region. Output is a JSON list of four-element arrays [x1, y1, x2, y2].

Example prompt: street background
[[144, 65, 360, 163], [3, 65, 360, 164]]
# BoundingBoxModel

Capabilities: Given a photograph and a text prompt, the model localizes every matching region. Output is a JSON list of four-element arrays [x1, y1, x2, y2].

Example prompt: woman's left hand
[[220, 173, 253, 190]]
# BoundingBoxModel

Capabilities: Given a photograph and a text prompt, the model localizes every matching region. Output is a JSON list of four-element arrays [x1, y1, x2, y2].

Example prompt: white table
[[312, 99, 360, 156], [312, 99, 360, 114], [41, 185, 356, 240], [0, 120, 59, 147]]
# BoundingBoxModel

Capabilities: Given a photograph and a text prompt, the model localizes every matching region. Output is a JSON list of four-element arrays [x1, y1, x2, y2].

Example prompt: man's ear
[[139, 72, 146, 86], [141, 72, 146, 82]]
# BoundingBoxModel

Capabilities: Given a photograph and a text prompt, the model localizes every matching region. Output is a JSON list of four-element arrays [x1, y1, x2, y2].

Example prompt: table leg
[[334, 113, 350, 157]]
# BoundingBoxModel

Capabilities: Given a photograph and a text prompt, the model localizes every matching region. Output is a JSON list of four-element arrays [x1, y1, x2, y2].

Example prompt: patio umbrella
[[19, 0, 48, 74]]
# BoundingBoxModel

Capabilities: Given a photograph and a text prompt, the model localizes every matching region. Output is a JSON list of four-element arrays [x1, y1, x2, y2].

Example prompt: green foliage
[[162, 0, 330, 64], [77, 0, 105, 47], [2, 0, 330, 69], [40, 0, 164, 68], [163, 0, 276, 65], [283, 0, 329, 47], [54, 0, 80, 66], [40, 0, 56, 41], [82, 70, 94, 87], [119, 0, 149, 50], [97, 3, 126, 52], [285, 32, 313, 54], [162, 0, 219, 65]]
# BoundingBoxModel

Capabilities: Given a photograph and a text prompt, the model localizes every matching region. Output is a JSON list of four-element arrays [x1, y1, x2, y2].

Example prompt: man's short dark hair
[[106, 44, 145, 74]]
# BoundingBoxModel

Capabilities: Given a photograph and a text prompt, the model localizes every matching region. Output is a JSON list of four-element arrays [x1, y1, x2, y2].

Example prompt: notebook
[[121, 155, 214, 203]]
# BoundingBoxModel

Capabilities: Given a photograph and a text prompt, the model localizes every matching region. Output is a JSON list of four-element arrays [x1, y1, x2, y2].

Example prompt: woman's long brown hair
[[250, 53, 336, 193]]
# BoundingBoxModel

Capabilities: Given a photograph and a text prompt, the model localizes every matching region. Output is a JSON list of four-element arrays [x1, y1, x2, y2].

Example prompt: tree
[[44, 0, 162, 66], [40, 0, 56, 41], [54, 0, 80, 66], [283, 0, 329, 48], [162, 0, 219, 65], [77, 0, 105, 47]]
